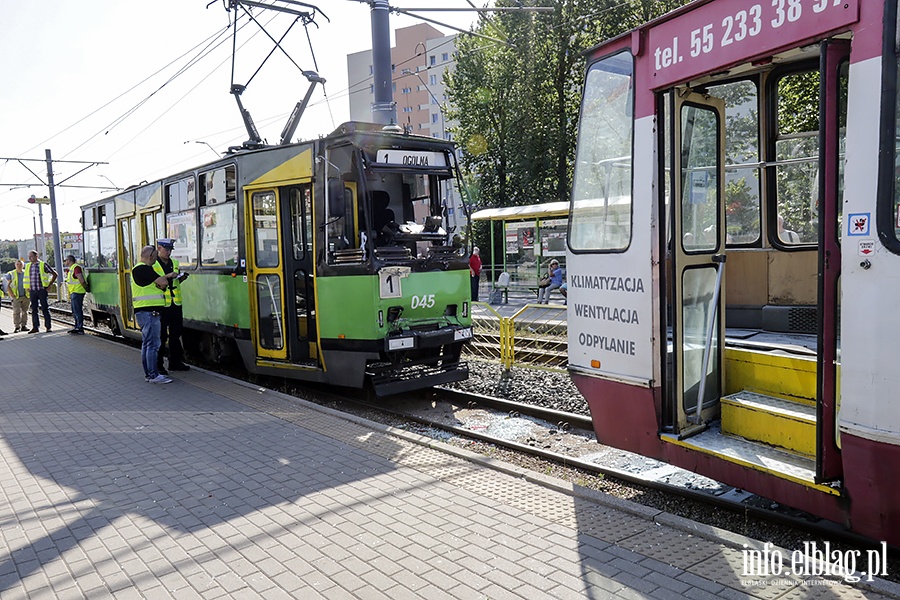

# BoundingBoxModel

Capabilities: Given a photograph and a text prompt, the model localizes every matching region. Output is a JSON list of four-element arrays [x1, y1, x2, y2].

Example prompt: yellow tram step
[[724, 347, 816, 406], [662, 425, 838, 496], [721, 390, 816, 457]]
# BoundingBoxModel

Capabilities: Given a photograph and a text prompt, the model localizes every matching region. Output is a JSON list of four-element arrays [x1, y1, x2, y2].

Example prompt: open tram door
[[117, 214, 138, 331], [670, 90, 727, 436], [815, 39, 849, 482], [115, 192, 163, 333]]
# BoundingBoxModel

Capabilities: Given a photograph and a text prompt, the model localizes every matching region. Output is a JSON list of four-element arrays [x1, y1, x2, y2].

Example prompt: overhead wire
[[3, 0, 479, 215], [15, 22, 236, 162], [64, 15, 251, 159]]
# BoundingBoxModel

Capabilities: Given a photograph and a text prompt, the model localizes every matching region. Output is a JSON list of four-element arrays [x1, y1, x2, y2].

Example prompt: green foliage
[[778, 71, 820, 135], [775, 70, 820, 241], [447, 0, 688, 252]]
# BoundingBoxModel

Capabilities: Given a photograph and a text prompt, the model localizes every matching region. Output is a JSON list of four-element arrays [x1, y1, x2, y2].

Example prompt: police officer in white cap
[[154, 238, 190, 372]]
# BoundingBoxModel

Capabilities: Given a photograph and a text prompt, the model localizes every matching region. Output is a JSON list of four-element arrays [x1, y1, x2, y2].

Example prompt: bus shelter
[[470, 201, 568, 300]]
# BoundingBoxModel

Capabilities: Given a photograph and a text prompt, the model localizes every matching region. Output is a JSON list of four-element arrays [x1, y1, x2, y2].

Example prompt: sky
[[0, 0, 482, 243]]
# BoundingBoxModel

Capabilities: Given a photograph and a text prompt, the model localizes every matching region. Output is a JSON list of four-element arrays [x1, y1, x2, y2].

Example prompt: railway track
[[36, 302, 898, 568], [336, 386, 891, 558]]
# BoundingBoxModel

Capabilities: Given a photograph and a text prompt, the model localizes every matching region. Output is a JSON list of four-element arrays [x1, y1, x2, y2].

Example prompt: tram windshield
[[569, 51, 634, 252], [320, 138, 463, 265], [363, 147, 459, 260]]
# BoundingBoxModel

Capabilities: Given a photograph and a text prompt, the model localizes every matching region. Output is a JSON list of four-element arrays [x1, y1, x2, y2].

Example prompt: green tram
[[80, 122, 473, 395]]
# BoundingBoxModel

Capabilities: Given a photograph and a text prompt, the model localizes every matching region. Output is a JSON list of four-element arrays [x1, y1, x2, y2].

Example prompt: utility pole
[[370, 0, 396, 126], [366, 3, 552, 126], [1, 152, 113, 299], [45, 149, 64, 298]]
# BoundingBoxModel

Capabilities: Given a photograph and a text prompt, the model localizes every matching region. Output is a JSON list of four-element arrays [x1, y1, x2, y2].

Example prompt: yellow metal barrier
[[507, 303, 567, 371], [466, 301, 567, 372], [468, 302, 505, 364]]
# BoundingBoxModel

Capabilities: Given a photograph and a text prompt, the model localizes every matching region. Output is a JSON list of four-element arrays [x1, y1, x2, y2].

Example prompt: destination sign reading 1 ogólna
[[376, 150, 447, 168], [647, 0, 859, 89]]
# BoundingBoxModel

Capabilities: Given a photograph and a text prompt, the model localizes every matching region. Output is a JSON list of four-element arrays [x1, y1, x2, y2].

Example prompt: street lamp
[[15, 205, 39, 255], [27, 195, 49, 257], [185, 140, 220, 158]]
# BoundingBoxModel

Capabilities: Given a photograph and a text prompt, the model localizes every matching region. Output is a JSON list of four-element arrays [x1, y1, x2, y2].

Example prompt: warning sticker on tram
[[647, 0, 859, 89], [847, 213, 870, 236], [858, 240, 875, 257]]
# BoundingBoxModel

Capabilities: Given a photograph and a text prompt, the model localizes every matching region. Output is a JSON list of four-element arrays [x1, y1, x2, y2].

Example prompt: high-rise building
[[347, 23, 457, 140]]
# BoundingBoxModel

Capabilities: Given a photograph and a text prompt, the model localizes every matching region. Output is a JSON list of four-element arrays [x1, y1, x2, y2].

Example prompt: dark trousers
[[30, 288, 51, 329], [71, 292, 85, 330], [470, 275, 480, 302], [158, 304, 185, 367]]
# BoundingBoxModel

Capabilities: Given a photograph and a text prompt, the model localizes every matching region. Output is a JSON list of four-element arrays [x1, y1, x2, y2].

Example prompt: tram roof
[[470, 201, 569, 222]]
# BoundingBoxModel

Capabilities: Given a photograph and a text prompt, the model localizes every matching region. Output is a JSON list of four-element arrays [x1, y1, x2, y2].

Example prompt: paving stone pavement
[[0, 312, 898, 599]]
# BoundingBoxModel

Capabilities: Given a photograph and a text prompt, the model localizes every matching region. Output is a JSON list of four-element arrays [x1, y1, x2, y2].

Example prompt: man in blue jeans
[[26, 250, 57, 333], [64, 255, 88, 334], [131, 245, 173, 384]]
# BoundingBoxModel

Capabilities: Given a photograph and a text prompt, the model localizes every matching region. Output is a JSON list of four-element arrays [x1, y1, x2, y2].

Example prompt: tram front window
[[365, 171, 452, 256]]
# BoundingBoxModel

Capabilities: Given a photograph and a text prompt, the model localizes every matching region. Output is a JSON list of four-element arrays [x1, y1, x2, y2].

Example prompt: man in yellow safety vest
[[154, 238, 190, 374], [3, 260, 29, 333], [27, 250, 57, 334], [64, 255, 88, 334], [132, 245, 173, 384]]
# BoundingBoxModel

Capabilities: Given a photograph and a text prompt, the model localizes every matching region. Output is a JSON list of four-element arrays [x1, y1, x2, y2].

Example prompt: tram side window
[[773, 70, 819, 245], [291, 185, 313, 260], [167, 177, 196, 212], [100, 222, 117, 269], [98, 203, 116, 268], [199, 168, 238, 267], [84, 229, 100, 269], [199, 167, 236, 205], [199, 204, 238, 266], [253, 191, 279, 268], [569, 51, 633, 251], [83, 207, 99, 269], [706, 80, 760, 245], [166, 178, 198, 268]]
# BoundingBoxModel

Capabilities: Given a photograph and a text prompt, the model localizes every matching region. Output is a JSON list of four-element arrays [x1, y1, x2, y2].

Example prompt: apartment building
[[347, 23, 457, 140]]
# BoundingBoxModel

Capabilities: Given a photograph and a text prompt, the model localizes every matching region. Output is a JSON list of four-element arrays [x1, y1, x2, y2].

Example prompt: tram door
[[117, 216, 139, 330], [246, 189, 288, 360], [672, 91, 726, 434], [816, 40, 849, 481], [284, 183, 318, 362]]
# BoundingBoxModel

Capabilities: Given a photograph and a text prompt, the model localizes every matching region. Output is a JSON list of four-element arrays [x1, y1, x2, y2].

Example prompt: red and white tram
[[566, 0, 900, 544]]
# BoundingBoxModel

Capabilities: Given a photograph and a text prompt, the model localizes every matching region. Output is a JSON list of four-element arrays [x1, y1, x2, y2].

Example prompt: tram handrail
[[692, 254, 725, 425]]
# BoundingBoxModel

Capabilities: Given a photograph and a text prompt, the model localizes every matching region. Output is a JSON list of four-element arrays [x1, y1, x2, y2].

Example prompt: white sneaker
[[147, 375, 173, 384]]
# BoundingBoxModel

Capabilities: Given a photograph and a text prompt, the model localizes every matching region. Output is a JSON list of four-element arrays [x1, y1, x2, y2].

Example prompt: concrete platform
[[0, 310, 897, 599]]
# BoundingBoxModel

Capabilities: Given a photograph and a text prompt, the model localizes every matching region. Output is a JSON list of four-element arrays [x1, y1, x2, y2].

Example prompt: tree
[[447, 0, 688, 254]]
